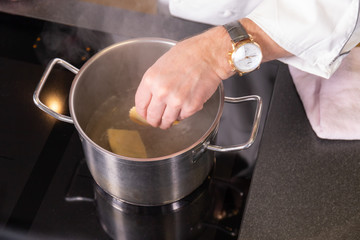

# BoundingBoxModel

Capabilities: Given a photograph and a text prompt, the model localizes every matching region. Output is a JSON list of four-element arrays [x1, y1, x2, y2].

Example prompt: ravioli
[[107, 128, 147, 158]]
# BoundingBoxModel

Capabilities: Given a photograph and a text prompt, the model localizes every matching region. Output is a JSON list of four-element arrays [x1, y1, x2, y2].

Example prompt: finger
[[135, 81, 152, 119], [146, 99, 166, 127], [159, 105, 181, 130], [179, 101, 203, 120]]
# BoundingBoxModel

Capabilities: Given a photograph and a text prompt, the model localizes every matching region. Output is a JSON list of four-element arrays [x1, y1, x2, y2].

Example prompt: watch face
[[232, 42, 262, 73]]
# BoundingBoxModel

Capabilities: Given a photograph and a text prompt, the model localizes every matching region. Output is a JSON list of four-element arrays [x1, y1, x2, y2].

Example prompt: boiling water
[[85, 94, 216, 158]]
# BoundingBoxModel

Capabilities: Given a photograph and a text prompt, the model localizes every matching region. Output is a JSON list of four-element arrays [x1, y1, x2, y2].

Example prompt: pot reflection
[[94, 179, 211, 240]]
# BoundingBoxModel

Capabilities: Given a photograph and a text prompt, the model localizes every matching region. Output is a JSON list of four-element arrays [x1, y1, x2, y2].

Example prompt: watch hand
[[244, 55, 256, 59]]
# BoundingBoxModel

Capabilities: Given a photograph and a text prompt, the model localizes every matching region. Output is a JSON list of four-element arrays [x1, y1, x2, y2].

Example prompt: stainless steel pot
[[33, 38, 262, 206]]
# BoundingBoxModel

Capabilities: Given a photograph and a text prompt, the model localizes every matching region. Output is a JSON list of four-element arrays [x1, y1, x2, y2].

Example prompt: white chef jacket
[[169, 0, 360, 140], [169, 0, 360, 79]]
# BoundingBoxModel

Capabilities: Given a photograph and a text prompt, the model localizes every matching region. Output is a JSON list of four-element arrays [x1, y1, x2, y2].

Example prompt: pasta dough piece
[[107, 128, 147, 158], [129, 106, 180, 126]]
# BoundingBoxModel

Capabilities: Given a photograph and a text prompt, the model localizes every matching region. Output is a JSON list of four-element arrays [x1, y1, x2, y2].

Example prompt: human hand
[[135, 26, 234, 129], [135, 19, 291, 129]]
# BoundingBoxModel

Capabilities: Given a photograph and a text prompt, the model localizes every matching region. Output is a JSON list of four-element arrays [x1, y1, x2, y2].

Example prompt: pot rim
[[69, 37, 225, 162]]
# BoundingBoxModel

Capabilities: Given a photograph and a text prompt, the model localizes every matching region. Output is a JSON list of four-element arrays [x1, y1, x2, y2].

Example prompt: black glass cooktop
[[0, 12, 251, 240]]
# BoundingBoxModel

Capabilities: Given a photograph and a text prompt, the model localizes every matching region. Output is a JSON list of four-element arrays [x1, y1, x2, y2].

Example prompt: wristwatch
[[223, 21, 262, 76]]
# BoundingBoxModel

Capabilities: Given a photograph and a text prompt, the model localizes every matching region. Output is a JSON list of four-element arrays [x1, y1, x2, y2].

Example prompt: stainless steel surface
[[33, 37, 262, 205], [207, 95, 262, 152], [33, 58, 79, 124]]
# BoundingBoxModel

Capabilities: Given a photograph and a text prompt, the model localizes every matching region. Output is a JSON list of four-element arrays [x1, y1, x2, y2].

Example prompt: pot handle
[[33, 58, 79, 124], [206, 95, 262, 152]]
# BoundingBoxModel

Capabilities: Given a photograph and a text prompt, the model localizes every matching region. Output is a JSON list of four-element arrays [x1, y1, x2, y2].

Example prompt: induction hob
[[0, 12, 254, 240]]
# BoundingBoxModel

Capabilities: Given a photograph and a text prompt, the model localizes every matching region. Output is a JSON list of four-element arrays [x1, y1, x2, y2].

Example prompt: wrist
[[201, 26, 236, 80]]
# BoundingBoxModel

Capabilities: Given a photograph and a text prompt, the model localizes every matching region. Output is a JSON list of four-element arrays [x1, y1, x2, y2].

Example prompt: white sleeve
[[169, 0, 263, 25], [247, 0, 360, 78]]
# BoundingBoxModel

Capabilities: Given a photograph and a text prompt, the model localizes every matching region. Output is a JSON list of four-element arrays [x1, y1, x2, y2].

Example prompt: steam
[[34, 21, 117, 67]]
